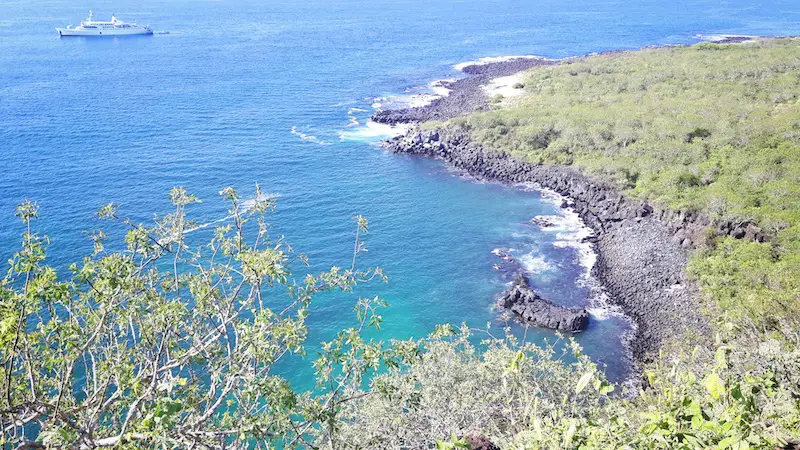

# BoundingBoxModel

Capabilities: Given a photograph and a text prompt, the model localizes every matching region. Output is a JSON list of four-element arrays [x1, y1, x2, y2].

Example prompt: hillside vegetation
[[3, 41, 800, 449], [452, 39, 800, 333], [2, 194, 798, 449]]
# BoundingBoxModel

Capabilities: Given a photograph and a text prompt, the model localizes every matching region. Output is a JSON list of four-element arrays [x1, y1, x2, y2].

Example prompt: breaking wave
[[526, 187, 629, 323], [339, 121, 409, 143], [290, 126, 332, 146], [518, 253, 556, 274]]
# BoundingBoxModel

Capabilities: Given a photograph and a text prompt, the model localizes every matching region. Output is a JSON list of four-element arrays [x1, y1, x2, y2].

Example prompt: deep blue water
[[1, 0, 798, 386]]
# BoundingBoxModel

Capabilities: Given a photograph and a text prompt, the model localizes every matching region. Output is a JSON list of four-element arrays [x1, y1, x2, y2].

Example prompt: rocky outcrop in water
[[384, 127, 717, 361], [499, 274, 590, 333], [530, 216, 557, 228]]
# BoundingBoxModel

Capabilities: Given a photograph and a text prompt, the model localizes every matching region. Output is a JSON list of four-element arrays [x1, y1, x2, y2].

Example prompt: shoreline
[[375, 42, 752, 363], [385, 128, 708, 363], [372, 35, 795, 127], [372, 57, 558, 125]]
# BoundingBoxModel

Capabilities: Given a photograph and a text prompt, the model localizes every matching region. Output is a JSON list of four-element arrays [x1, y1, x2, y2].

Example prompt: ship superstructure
[[57, 11, 153, 36]]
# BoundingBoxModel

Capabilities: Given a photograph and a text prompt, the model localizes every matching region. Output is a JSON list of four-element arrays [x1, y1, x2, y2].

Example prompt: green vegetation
[[489, 94, 506, 105], [3, 40, 800, 449], [452, 39, 800, 332], [2, 191, 798, 448], [0, 189, 401, 448], [339, 327, 799, 449]]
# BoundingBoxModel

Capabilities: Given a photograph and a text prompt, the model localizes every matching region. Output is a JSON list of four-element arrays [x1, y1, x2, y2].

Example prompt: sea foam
[[290, 126, 332, 145], [339, 121, 410, 143], [518, 253, 555, 274], [524, 185, 630, 322], [373, 78, 456, 110]]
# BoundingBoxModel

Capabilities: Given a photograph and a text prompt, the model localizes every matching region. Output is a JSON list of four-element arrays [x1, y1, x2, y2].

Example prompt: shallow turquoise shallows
[[1, 0, 797, 386]]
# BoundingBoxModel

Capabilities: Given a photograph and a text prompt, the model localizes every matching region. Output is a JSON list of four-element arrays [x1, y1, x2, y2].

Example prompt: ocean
[[1, 0, 797, 386]]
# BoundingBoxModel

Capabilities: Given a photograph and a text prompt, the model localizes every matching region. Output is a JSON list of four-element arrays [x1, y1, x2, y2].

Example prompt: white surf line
[[519, 183, 633, 324], [339, 121, 410, 143], [290, 126, 332, 146], [374, 78, 457, 111], [695, 33, 757, 42]]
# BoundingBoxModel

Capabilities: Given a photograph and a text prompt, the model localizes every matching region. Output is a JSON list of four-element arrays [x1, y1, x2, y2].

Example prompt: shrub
[[1, 195, 798, 448], [334, 326, 800, 449], [0, 190, 393, 449], [489, 94, 505, 104]]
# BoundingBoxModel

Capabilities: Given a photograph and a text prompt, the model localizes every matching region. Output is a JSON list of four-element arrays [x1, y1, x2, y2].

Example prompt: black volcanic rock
[[499, 274, 589, 333]]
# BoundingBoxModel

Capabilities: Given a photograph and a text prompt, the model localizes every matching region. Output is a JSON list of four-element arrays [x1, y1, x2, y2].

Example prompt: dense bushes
[[335, 326, 800, 449], [0, 191, 395, 448]]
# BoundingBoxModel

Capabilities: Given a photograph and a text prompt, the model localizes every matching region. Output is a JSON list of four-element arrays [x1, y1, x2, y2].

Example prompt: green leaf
[[532, 416, 543, 441], [705, 372, 725, 401], [715, 346, 728, 369], [594, 379, 615, 395], [683, 433, 703, 447], [435, 435, 470, 450], [718, 435, 738, 449], [575, 371, 593, 394], [563, 419, 577, 449], [645, 370, 657, 387], [505, 350, 525, 375]]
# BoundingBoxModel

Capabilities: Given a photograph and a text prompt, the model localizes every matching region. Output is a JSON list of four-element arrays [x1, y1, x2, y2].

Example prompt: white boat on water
[[57, 11, 152, 36]]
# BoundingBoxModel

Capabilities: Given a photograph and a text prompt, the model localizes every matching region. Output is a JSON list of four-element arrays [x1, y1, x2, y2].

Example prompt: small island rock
[[499, 274, 590, 332]]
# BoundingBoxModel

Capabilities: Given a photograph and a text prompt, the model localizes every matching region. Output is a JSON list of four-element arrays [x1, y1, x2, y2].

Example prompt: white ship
[[56, 11, 152, 36]]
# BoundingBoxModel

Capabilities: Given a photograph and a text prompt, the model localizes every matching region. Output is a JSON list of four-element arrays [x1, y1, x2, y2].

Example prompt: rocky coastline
[[372, 53, 755, 363], [385, 127, 710, 362], [377, 46, 783, 361], [372, 57, 557, 125]]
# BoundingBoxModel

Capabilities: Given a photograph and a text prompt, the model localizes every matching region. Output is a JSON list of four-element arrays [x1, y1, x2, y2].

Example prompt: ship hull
[[57, 28, 153, 36]]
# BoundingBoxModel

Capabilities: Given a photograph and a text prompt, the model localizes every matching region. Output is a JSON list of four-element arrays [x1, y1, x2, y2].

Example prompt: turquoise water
[[1, 0, 797, 385]]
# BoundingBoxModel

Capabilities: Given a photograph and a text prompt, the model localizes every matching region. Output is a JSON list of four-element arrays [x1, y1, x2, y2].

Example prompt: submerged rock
[[491, 248, 525, 281], [499, 274, 590, 333], [530, 216, 556, 228]]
